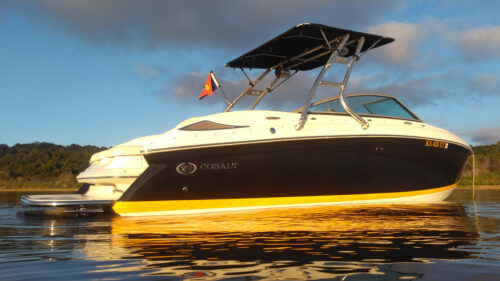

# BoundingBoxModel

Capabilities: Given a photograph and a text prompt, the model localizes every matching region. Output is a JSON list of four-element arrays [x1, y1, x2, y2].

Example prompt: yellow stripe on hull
[[113, 184, 456, 217]]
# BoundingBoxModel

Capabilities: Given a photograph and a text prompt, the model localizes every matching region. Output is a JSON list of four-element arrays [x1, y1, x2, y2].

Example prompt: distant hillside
[[0, 142, 106, 189], [460, 141, 500, 186]]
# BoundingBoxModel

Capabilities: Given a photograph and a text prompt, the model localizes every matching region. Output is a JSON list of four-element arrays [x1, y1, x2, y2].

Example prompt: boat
[[21, 23, 472, 217], [111, 23, 473, 216], [20, 134, 160, 214]]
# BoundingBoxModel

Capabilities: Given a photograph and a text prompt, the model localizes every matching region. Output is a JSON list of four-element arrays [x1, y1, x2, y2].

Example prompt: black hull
[[118, 137, 471, 204]]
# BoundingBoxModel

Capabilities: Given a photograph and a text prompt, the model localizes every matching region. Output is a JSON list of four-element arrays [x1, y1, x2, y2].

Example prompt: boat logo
[[176, 162, 198, 175], [200, 162, 239, 171]]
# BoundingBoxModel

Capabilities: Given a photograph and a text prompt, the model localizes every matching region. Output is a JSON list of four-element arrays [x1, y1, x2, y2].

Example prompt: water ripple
[[1, 190, 500, 280]]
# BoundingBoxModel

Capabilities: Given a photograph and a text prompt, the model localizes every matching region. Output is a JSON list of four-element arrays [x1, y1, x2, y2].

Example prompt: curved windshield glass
[[309, 95, 418, 120]]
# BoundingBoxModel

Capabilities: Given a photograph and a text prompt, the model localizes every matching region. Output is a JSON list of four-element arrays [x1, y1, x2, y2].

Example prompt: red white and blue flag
[[199, 71, 218, 100]]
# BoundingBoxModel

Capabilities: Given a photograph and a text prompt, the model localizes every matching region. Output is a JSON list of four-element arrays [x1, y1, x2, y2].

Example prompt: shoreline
[[1, 185, 499, 192]]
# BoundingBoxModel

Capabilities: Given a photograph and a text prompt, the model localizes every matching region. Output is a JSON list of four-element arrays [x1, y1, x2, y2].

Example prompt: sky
[[1, 0, 500, 147]]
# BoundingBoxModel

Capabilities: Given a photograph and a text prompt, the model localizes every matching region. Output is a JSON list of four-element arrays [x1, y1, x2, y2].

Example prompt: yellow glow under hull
[[112, 184, 456, 217]]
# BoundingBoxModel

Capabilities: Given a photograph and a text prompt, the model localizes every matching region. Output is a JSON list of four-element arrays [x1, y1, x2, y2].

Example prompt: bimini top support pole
[[249, 75, 280, 110], [295, 34, 350, 131], [224, 68, 272, 112]]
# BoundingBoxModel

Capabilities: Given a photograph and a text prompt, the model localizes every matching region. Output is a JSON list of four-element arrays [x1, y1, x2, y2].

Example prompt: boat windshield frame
[[303, 93, 422, 122]]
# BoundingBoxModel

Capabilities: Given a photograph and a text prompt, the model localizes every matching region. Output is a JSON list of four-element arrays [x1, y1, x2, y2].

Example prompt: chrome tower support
[[296, 36, 370, 130], [337, 37, 369, 130], [295, 34, 350, 131], [224, 68, 272, 112], [249, 75, 281, 110], [224, 27, 385, 131]]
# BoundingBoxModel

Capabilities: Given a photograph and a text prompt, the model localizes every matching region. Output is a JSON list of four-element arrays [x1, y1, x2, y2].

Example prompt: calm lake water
[[1, 189, 500, 281]]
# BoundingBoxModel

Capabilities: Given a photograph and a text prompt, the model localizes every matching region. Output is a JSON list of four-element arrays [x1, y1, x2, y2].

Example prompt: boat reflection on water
[[5, 191, 500, 280], [71, 203, 478, 280]]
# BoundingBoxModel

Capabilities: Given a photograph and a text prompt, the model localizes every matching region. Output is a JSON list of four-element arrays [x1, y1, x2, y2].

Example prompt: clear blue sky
[[1, 0, 499, 147]]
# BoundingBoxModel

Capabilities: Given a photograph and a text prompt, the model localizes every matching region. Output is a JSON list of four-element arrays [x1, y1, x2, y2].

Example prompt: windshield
[[308, 95, 419, 121]]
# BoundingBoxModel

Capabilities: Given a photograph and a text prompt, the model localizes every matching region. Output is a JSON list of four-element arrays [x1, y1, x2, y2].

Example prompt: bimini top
[[225, 23, 394, 71]]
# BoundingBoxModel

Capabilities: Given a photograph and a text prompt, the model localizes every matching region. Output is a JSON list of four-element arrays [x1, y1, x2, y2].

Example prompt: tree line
[[0, 142, 106, 189], [0, 141, 498, 189], [460, 141, 500, 186]]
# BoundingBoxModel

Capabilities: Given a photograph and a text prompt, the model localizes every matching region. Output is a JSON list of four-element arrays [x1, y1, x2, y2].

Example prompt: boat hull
[[114, 137, 471, 216], [113, 184, 456, 216]]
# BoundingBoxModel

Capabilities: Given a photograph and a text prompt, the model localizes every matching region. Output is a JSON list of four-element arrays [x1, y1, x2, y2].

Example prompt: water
[[1, 190, 499, 281]]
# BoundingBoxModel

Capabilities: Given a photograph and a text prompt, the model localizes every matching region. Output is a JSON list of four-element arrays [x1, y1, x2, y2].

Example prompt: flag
[[199, 71, 218, 100]]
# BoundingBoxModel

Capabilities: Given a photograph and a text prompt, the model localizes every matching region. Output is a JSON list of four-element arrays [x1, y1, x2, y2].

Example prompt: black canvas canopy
[[225, 23, 394, 71]]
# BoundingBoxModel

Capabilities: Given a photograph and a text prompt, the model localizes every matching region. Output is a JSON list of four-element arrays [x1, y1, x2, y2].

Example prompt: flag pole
[[210, 70, 230, 106]]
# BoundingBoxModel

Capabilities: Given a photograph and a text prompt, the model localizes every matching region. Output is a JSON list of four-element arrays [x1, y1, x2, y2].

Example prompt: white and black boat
[[112, 23, 472, 216], [21, 23, 472, 216]]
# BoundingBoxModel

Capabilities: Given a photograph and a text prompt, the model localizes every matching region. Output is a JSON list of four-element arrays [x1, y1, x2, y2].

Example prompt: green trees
[[460, 141, 500, 186], [0, 142, 106, 189]]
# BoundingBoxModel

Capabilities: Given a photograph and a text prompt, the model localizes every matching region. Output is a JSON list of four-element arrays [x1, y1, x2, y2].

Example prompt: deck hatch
[[179, 121, 249, 131]]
